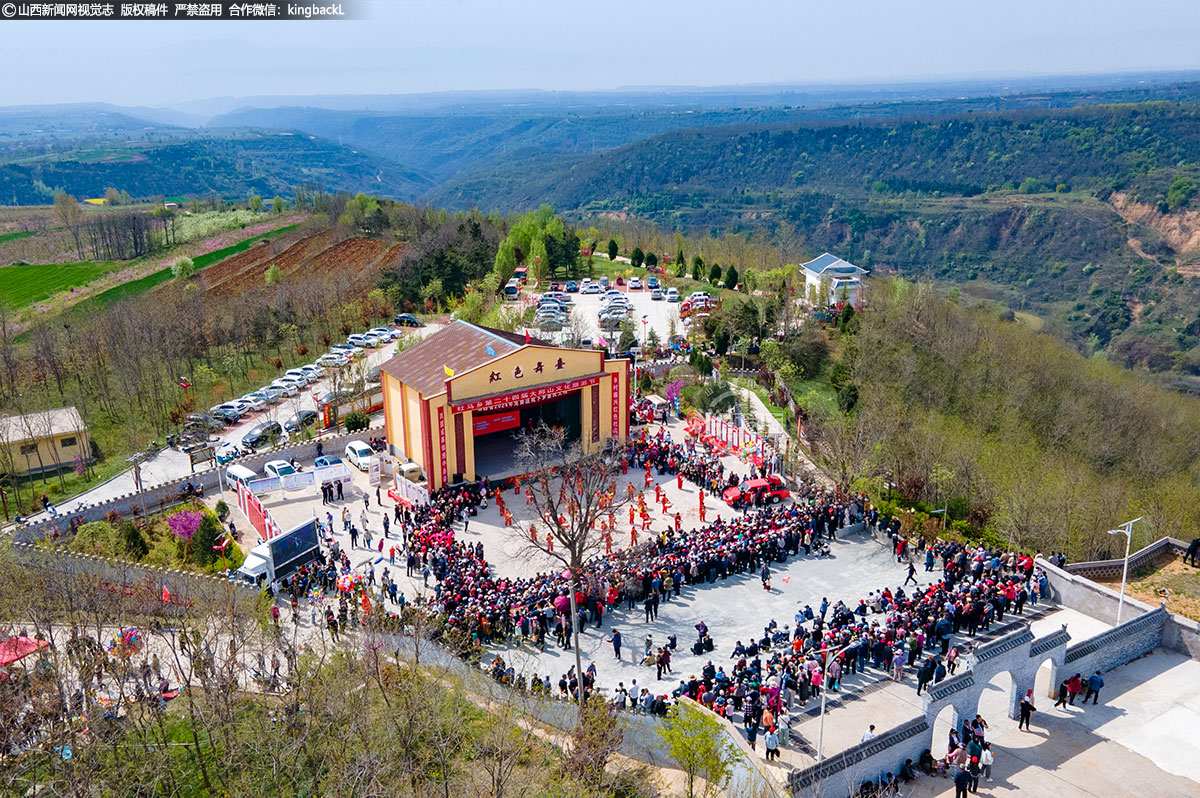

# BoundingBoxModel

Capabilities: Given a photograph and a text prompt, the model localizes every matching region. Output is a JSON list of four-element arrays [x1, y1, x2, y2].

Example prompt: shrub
[[344, 411, 370, 432], [121, 521, 149, 561], [192, 513, 222, 566], [214, 499, 230, 520]]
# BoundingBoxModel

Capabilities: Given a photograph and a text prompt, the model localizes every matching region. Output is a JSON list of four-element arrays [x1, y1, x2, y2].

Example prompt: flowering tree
[[664, 379, 684, 408], [168, 509, 202, 541]]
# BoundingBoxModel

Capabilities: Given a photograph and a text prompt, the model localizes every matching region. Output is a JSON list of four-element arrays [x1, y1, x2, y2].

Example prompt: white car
[[300, 364, 325, 379], [263, 459, 297, 479], [270, 379, 299, 396], [284, 369, 312, 386], [273, 376, 306, 392], [581, 282, 603, 294], [629, 278, 641, 290], [330, 343, 364, 358], [316, 352, 350, 369], [239, 393, 268, 412], [345, 440, 375, 471], [369, 326, 396, 342], [347, 333, 376, 348], [229, 398, 255, 415]]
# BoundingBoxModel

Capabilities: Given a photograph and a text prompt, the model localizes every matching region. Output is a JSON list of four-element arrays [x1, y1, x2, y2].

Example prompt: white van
[[345, 440, 375, 471], [503, 278, 520, 301], [226, 464, 257, 489]]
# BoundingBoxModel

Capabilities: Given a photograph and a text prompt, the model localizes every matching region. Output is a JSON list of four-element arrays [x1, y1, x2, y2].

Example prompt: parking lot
[[521, 278, 684, 348]]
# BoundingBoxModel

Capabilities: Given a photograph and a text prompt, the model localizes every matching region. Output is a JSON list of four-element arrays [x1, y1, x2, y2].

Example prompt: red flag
[[213, 536, 230, 552], [161, 586, 171, 603], [524, 330, 531, 344]]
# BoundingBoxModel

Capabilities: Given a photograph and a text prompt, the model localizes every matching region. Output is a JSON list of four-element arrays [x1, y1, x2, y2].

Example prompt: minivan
[[226, 464, 257, 489], [503, 278, 520, 301]]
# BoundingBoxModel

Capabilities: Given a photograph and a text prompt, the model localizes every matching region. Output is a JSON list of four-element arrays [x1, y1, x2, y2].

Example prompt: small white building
[[801, 253, 868, 309]]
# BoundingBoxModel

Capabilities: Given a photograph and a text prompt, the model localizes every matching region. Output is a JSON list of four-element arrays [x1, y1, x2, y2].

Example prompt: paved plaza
[[222, 419, 1200, 798]]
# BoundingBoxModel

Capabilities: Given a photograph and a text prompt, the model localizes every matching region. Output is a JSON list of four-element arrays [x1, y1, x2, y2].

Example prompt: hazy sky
[[2, 0, 1199, 107]]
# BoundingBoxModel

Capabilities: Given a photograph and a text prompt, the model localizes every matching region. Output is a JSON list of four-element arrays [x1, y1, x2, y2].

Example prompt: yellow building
[[0, 406, 91, 478], [380, 321, 630, 490]]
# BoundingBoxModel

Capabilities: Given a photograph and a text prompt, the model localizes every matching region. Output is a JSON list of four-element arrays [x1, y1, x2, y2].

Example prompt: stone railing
[[9, 423, 383, 543], [1065, 537, 1189, 580], [1029, 627, 1071, 658], [6, 539, 256, 612], [1065, 605, 1168, 666], [974, 626, 1034, 663], [925, 671, 974, 702], [787, 715, 929, 793]]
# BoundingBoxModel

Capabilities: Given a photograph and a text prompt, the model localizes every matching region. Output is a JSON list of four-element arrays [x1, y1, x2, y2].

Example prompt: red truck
[[722, 474, 791, 507]]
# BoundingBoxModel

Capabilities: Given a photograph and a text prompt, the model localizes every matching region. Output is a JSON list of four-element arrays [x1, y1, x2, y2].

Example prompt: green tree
[[248, 194, 262, 212], [192, 513, 222, 567], [264, 264, 282, 285], [272, 195, 285, 213], [692, 255, 705, 281], [724, 265, 739, 289], [121, 520, 149, 561], [172, 256, 195, 280], [344, 411, 370, 432], [658, 702, 739, 798], [630, 247, 645, 269], [645, 251, 658, 269], [708, 263, 722, 284], [607, 239, 618, 260]]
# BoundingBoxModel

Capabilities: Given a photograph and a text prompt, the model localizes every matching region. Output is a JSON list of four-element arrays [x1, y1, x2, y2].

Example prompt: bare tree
[[512, 424, 630, 716]]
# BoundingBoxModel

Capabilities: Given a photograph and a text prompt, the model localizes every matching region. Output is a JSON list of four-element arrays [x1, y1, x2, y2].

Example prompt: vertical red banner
[[610, 374, 620, 437], [437, 407, 448, 483]]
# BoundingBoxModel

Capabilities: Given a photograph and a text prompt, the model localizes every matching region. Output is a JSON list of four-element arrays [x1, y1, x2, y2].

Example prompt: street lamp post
[[816, 639, 857, 763], [1108, 517, 1143, 624]]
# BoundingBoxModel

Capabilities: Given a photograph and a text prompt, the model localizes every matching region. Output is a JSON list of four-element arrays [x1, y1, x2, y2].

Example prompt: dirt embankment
[[1109, 191, 1200, 262]]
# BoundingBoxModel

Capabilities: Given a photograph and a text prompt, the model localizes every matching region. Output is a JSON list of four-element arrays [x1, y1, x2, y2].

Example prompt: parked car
[[300, 364, 325, 379], [210, 406, 241, 425], [394, 313, 423, 327], [313, 454, 343, 468], [651, 289, 663, 301], [263, 459, 297, 479], [347, 333, 375, 348], [666, 287, 680, 302], [565, 280, 578, 292], [581, 282, 603, 295], [284, 369, 312, 386], [647, 277, 659, 289], [629, 278, 642, 290], [229, 399, 255, 416], [242, 421, 283, 451], [330, 343, 364, 357], [283, 409, 318, 432], [258, 385, 283, 404], [239, 393, 268, 412], [599, 277, 609, 288], [186, 413, 226, 431], [345, 440, 375, 471], [271, 379, 300, 396], [369, 326, 397, 342], [317, 352, 350, 368]]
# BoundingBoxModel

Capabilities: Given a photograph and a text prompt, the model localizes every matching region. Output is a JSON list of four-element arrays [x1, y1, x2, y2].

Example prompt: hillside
[[210, 80, 1200, 186], [0, 131, 431, 205], [429, 100, 1200, 371]]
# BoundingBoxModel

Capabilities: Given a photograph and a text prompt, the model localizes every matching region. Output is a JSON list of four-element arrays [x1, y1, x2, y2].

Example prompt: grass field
[[0, 230, 36, 245], [0, 260, 117, 308], [76, 223, 300, 311]]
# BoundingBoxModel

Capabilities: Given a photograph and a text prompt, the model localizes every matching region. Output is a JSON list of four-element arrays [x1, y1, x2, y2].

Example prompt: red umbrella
[[0, 636, 49, 667], [553, 595, 571, 614]]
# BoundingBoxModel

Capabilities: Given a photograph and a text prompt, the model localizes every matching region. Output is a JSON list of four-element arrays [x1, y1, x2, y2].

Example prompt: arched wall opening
[[1033, 656, 1059, 701], [977, 669, 1016, 724], [931, 703, 959, 759]]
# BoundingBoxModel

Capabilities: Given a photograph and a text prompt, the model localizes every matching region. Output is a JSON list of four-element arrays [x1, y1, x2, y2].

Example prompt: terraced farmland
[[0, 260, 116, 308]]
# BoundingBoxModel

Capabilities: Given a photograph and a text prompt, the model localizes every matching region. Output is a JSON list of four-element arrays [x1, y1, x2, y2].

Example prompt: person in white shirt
[[861, 724, 877, 743]]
